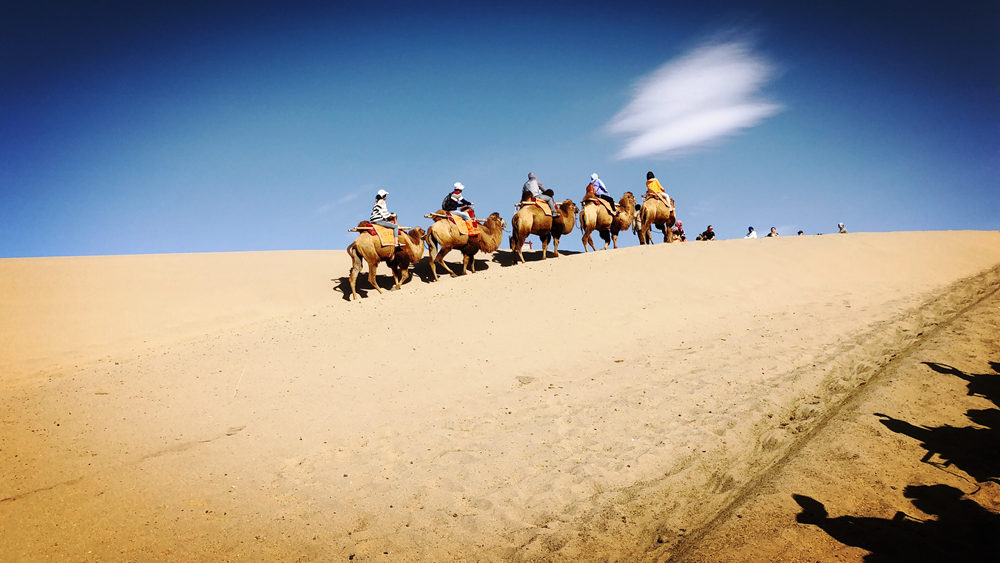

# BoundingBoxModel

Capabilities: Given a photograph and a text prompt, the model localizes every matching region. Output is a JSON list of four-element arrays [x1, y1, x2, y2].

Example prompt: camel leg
[[511, 233, 526, 263], [426, 237, 441, 281], [435, 247, 459, 278], [366, 257, 383, 295], [552, 235, 560, 257], [390, 257, 410, 289], [582, 230, 592, 252], [348, 250, 363, 301], [600, 229, 611, 250]]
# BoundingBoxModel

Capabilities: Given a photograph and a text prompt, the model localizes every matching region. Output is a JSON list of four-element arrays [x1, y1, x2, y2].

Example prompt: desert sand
[[2, 230, 999, 561]]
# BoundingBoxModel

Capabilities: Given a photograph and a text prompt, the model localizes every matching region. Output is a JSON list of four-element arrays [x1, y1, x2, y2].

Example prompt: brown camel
[[509, 199, 578, 263], [424, 211, 506, 280], [579, 191, 637, 251], [346, 226, 426, 300], [637, 194, 677, 244]]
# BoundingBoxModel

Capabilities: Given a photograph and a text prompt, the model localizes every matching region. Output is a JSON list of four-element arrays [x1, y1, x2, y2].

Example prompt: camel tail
[[424, 227, 438, 252], [346, 242, 357, 258]]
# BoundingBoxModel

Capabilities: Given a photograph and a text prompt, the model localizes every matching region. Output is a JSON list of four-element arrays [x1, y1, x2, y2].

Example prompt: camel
[[424, 211, 507, 280], [636, 194, 677, 244], [509, 199, 578, 263], [346, 225, 426, 300], [579, 192, 637, 251]]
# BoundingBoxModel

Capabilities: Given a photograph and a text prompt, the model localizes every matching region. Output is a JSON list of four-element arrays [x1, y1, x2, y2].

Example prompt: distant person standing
[[697, 225, 715, 241], [766, 226, 779, 237], [745, 226, 757, 239], [522, 172, 559, 216], [838, 223, 848, 234]]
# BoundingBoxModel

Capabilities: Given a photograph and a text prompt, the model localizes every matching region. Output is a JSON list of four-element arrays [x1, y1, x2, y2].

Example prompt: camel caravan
[[346, 171, 678, 299]]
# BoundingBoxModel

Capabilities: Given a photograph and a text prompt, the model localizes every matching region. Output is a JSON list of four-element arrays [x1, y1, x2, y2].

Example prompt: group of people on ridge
[[366, 170, 681, 245], [369, 173, 846, 247]]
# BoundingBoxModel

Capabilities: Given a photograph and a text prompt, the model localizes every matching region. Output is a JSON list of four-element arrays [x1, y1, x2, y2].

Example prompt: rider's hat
[[453, 182, 464, 191]]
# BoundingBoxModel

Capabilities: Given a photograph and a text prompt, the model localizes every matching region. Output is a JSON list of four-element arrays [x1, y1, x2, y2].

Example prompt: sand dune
[[2, 231, 999, 560]]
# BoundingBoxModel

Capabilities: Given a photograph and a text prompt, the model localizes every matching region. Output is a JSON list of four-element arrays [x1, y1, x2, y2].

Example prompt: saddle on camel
[[581, 189, 615, 215], [516, 197, 556, 217], [425, 208, 480, 238], [348, 220, 409, 247]]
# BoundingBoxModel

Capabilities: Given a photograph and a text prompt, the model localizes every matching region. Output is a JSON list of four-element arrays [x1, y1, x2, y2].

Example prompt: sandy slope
[[1, 231, 999, 560]]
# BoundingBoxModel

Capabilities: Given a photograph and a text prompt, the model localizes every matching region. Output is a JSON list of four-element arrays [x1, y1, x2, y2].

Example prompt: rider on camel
[[442, 182, 474, 221], [645, 171, 672, 209], [522, 172, 559, 217], [588, 172, 616, 213], [370, 189, 403, 246]]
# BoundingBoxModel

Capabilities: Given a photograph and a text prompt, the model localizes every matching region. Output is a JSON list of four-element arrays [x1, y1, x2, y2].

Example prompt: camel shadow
[[924, 361, 1000, 408], [418, 254, 499, 281], [331, 261, 428, 300], [332, 274, 404, 301], [492, 249, 581, 267], [874, 361, 1000, 483], [794, 360, 1000, 561], [793, 485, 1000, 562]]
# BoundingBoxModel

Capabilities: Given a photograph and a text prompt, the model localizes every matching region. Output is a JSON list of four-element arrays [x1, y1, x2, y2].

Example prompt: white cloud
[[315, 191, 362, 215], [608, 40, 783, 159]]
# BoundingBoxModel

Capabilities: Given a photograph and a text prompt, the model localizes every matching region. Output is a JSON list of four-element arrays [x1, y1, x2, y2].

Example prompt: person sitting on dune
[[838, 223, 848, 234], [697, 225, 716, 241], [671, 220, 686, 241], [745, 226, 758, 239], [766, 226, 779, 237]]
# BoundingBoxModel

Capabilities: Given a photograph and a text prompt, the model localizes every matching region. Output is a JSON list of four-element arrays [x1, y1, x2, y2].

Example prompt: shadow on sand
[[491, 248, 581, 267], [793, 360, 1000, 562], [333, 253, 512, 300]]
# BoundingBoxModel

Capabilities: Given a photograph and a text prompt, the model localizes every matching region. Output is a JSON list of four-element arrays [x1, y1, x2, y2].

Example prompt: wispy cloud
[[608, 39, 782, 159], [315, 191, 363, 215]]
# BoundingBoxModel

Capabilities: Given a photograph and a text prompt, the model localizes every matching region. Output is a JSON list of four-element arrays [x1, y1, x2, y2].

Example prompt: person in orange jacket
[[645, 171, 673, 209]]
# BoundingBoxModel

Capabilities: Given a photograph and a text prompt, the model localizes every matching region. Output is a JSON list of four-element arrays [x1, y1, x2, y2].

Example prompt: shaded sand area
[[2, 231, 999, 560]]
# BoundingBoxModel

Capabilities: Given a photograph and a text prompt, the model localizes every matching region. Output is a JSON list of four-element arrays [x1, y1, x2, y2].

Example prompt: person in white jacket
[[744, 226, 758, 239]]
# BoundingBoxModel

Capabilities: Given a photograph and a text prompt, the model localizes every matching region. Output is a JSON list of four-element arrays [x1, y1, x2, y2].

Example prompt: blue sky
[[2, 0, 997, 257]]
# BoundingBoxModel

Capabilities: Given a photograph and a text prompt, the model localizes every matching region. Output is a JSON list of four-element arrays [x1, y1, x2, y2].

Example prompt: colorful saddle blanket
[[524, 198, 553, 216], [446, 213, 479, 237], [583, 197, 613, 214], [358, 222, 398, 247]]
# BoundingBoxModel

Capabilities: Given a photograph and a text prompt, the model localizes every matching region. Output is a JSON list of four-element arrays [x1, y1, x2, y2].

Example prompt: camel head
[[484, 212, 506, 229], [559, 199, 578, 217]]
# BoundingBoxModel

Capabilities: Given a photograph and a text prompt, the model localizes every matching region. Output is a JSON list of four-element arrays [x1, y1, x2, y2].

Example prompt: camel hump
[[583, 197, 613, 214], [515, 198, 554, 216], [369, 224, 397, 247]]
